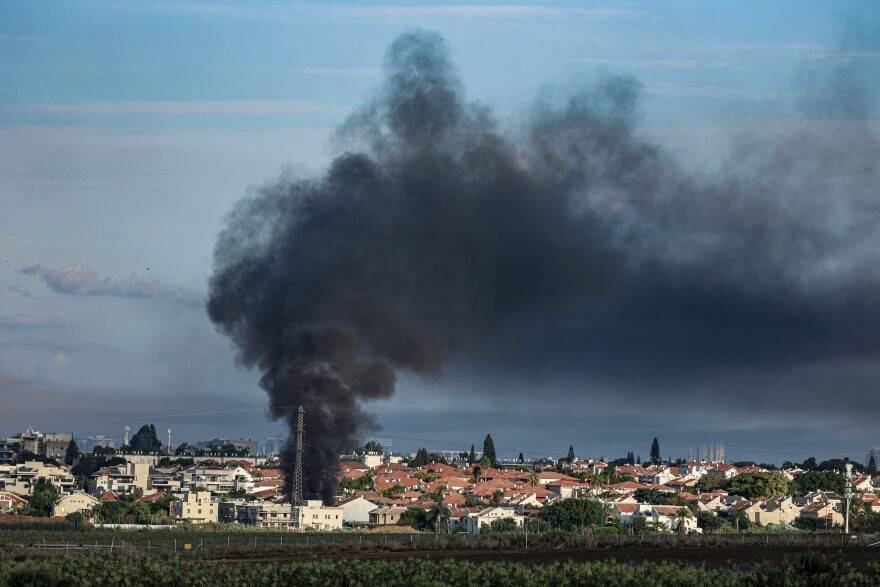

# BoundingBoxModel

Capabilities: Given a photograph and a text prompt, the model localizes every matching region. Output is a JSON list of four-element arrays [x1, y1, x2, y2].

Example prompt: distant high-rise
[[366, 438, 393, 453], [865, 447, 880, 468], [262, 436, 285, 455], [688, 441, 726, 463]]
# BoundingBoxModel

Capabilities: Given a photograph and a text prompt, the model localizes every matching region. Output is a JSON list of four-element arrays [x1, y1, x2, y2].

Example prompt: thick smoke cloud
[[208, 30, 880, 498]]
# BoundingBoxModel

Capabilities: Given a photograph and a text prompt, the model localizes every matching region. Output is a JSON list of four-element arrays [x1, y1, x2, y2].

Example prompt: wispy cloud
[[334, 5, 644, 20], [290, 67, 383, 77], [0, 314, 72, 329], [573, 57, 731, 69], [8, 285, 42, 300], [3, 332, 113, 353], [20, 263, 203, 304], [4, 100, 348, 116], [809, 51, 880, 63], [647, 82, 778, 100], [86, 2, 643, 22]]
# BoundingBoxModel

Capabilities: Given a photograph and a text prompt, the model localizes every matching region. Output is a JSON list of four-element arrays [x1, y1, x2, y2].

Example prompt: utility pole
[[292, 406, 304, 531], [844, 462, 853, 534]]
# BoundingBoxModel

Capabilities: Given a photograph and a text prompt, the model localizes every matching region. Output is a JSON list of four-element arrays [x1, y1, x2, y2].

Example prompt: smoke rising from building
[[208, 30, 880, 499]]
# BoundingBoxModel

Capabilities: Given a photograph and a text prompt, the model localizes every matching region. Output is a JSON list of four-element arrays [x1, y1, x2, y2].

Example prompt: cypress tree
[[566, 445, 575, 463], [650, 438, 661, 464], [483, 434, 497, 467], [869, 454, 877, 474], [468, 444, 476, 465]]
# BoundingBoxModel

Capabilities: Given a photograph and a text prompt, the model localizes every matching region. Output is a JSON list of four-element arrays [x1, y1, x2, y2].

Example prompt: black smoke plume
[[208, 30, 880, 498]]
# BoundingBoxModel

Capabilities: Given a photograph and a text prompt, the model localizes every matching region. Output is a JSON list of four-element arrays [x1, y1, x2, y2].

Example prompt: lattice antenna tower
[[292, 406, 305, 531]]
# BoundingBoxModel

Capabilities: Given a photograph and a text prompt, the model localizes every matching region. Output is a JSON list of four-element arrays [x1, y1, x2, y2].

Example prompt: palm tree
[[528, 471, 539, 493], [675, 508, 690, 534]]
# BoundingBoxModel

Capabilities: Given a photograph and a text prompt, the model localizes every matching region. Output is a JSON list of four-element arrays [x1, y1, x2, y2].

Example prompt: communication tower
[[292, 406, 304, 531], [123, 426, 130, 448]]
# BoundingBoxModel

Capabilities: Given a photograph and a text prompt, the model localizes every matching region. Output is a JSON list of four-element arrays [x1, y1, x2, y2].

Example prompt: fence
[[19, 531, 880, 558]]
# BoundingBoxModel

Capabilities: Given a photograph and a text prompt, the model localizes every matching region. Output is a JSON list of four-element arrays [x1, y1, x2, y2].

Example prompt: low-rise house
[[640, 505, 697, 533], [754, 496, 799, 526], [0, 491, 27, 512], [799, 501, 843, 527], [53, 492, 100, 518], [172, 491, 218, 524], [462, 506, 523, 534], [369, 505, 407, 525], [335, 495, 376, 524], [301, 500, 343, 530]]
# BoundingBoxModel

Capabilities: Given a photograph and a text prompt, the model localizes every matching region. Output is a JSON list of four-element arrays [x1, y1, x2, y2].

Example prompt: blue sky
[[1, 1, 878, 463]]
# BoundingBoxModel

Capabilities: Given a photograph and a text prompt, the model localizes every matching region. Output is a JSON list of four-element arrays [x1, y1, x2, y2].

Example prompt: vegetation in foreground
[[1, 552, 879, 587]]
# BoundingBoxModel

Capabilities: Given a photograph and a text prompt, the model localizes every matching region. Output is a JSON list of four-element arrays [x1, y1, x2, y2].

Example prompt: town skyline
[[3, 2, 880, 472]]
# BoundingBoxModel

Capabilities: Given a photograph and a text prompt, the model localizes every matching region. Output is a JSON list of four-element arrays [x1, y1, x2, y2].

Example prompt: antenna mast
[[292, 406, 304, 531]]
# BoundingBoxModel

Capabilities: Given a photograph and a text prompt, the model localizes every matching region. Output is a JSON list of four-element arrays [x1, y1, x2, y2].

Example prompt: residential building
[[0, 442, 13, 465], [43, 433, 73, 461], [262, 436, 285, 455], [0, 461, 77, 495], [0, 491, 27, 512], [179, 465, 253, 494], [301, 500, 343, 530], [172, 491, 218, 524], [53, 492, 100, 518], [462, 506, 524, 534], [688, 442, 726, 463], [89, 463, 150, 496], [866, 447, 880, 469], [236, 502, 294, 528], [369, 506, 407, 526], [76, 435, 117, 453], [335, 495, 376, 524]]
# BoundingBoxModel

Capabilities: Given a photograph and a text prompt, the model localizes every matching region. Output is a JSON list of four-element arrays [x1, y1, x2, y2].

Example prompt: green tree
[[542, 498, 606, 531], [398, 508, 431, 531], [64, 439, 79, 466], [468, 444, 476, 465], [695, 510, 724, 533], [528, 471, 539, 493], [868, 455, 877, 474], [649, 438, 661, 464], [483, 434, 497, 467], [566, 445, 575, 463], [486, 517, 517, 533], [25, 478, 58, 517], [725, 472, 789, 499], [695, 475, 725, 493], [518, 452, 524, 464], [790, 470, 845, 495], [129, 424, 162, 452], [364, 440, 384, 454]]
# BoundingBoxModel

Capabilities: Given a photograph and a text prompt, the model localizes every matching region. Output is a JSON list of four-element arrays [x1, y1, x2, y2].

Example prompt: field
[[1, 551, 879, 586], [3, 529, 880, 585]]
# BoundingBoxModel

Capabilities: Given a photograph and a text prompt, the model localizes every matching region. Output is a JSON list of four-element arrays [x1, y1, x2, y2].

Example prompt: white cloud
[[4, 100, 349, 116], [0, 314, 71, 328]]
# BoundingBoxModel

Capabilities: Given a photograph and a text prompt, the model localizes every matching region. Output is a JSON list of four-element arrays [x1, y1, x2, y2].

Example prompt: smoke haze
[[208, 30, 880, 499]]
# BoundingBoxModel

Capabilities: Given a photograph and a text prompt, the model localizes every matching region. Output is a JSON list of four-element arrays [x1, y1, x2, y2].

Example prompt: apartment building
[[172, 491, 218, 524], [89, 462, 150, 496], [0, 461, 77, 495], [179, 465, 254, 494]]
